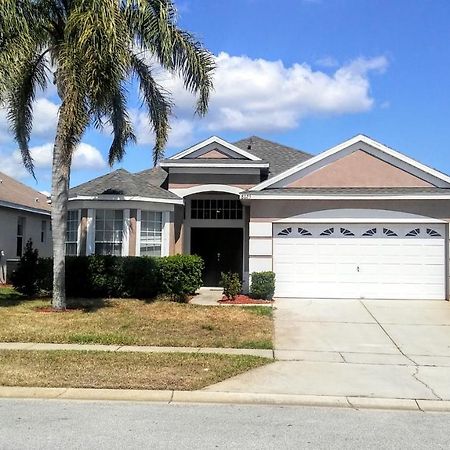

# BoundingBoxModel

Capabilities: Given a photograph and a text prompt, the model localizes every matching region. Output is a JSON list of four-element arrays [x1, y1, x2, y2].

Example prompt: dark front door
[[191, 228, 243, 286]]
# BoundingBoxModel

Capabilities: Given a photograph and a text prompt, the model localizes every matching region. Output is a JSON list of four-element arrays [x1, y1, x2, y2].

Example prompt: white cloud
[[0, 142, 106, 180], [133, 111, 195, 149], [0, 97, 59, 143], [32, 98, 59, 135], [156, 52, 389, 135], [72, 143, 106, 169]]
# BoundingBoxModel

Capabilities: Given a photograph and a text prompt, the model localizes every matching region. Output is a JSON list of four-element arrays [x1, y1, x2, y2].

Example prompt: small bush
[[11, 239, 40, 297], [220, 272, 241, 300], [250, 271, 275, 300], [158, 254, 204, 302]]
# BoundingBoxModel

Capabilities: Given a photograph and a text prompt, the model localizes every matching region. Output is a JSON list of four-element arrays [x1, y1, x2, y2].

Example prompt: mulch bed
[[219, 294, 273, 305]]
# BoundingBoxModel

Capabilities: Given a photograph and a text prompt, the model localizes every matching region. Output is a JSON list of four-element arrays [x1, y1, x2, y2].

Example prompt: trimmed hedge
[[250, 271, 276, 300], [12, 253, 203, 300]]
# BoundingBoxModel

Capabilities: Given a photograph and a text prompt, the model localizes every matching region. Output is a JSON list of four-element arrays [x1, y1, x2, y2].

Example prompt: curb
[[1, 386, 450, 412]]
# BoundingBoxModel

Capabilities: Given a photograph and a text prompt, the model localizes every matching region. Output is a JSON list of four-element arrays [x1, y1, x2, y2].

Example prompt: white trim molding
[[170, 184, 243, 198], [274, 209, 447, 224], [160, 162, 268, 169], [169, 136, 262, 161], [241, 193, 450, 201], [69, 195, 183, 205], [250, 134, 450, 191]]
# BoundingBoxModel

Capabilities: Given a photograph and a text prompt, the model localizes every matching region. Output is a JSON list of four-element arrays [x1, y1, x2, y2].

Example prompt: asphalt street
[[0, 399, 449, 449]]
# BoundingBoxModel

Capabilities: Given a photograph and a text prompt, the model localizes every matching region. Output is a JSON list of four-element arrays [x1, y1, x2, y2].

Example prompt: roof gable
[[251, 135, 450, 191], [287, 150, 433, 188], [169, 136, 262, 161]]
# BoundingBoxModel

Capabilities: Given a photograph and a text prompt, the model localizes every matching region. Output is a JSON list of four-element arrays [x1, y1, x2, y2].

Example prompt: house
[[0, 171, 52, 278], [68, 134, 450, 301]]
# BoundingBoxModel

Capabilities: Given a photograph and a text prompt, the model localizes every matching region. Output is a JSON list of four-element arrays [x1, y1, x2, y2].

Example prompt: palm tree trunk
[[51, 107, 70, 310]]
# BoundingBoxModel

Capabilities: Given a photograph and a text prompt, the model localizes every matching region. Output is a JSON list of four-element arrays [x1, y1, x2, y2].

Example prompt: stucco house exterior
[[68, 134, 450, 301], [0, 171, 52, 279]]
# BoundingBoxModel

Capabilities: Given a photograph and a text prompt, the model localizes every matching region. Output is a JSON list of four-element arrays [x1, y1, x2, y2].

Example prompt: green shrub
[[220, 272, 241, 300], [11, 239, 40, 297], [65, 256, 91, 297], [32, 254, 203, 300], [250, 271, 275, 300], [158, 254, 204, 302], [87, 255, 125, 298], [121, 256, 159, 298], [37, 257, 53, 293]]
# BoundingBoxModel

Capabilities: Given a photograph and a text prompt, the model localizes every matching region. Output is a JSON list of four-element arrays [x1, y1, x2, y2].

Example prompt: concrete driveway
[[205, 299, 450, 401]]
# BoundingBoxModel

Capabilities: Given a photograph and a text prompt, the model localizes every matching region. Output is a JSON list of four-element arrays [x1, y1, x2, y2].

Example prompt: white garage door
[[273, 223, 446, 300]]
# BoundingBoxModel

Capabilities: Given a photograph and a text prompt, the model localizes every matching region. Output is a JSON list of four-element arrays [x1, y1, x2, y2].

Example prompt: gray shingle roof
[[248, 187, 450, 196], [69, 169, 180, 200], [233, 136, 312, 177], [135, 166, 168, 187], [0, 170, 51, 213]]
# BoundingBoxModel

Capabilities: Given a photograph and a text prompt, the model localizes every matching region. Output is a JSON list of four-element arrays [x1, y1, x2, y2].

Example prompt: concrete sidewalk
[[0, 342, 273, 358]]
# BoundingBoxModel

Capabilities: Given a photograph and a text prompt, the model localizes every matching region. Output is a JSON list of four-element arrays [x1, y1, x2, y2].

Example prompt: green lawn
[[0, 350, 271, 390], [0, 288, 273, 349]]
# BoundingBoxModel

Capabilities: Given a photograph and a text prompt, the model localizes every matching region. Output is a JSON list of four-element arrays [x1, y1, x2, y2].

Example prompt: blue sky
[[2, 0, 450, 192]]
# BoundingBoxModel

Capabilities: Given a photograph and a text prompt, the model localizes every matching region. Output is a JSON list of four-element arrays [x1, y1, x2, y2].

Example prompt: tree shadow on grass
[[0, 287, 26, 307], [66, 297, 112, 313]]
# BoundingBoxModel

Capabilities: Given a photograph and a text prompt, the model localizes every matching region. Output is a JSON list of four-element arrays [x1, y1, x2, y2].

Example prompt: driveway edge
[[1, 386, 450, 412]]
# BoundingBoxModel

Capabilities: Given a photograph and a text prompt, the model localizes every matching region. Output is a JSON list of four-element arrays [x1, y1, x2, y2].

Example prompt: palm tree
[[0, 0, 214, 309]]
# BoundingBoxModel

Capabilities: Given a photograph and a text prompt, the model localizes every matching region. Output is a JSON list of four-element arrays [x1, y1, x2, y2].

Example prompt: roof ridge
[[235, 135, 312, 157]]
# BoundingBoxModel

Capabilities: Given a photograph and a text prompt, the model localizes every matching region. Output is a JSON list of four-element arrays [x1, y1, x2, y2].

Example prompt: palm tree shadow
[[67, 297, 111, 313]]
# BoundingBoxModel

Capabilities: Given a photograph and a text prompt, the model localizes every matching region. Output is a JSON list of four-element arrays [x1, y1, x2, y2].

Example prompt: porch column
[[128, 209, 138, 256], [86, 209, 95, 255]]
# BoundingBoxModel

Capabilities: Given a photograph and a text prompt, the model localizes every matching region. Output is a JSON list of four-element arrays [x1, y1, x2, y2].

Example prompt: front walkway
[[0, 342, 272, 358], [204, 298, 450, 401]]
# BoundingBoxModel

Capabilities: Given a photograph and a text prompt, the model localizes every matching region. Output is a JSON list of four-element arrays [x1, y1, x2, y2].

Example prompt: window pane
[[140, 211, 162, 256]]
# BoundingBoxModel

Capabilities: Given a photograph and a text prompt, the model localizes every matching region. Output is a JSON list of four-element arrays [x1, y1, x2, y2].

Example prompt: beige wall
[[0, 206, 52, 260], [288, 150, 433, 188], [168, 173, 260, 188], [249, 199, 450, 221]]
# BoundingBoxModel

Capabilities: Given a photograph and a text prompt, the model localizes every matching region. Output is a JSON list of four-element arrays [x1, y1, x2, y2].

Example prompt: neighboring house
[[68, 134, 450, 301], [0, 171, 52, 268]]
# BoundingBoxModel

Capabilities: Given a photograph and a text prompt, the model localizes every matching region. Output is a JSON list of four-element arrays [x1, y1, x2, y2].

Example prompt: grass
[[0, 288, 273, 349], [0, 350, 271, 391]]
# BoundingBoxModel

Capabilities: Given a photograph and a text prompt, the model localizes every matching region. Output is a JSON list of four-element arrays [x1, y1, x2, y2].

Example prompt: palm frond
[[6, 51, 49, 176], [131, 53, 172, 164], [107, 86, 136, 165]]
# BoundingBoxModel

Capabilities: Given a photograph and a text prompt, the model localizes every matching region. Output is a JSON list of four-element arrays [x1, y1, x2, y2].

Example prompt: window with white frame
[[95, 209, 123, 256], [140, 211, 163, 256], [66, 210, 79, 255]]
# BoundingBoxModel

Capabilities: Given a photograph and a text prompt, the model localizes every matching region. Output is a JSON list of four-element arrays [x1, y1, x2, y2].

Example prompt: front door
[[190, 228, 243, 286]]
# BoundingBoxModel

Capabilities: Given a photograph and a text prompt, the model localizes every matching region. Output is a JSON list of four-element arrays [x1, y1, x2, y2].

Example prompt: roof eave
[[68, 194, 183, 205]]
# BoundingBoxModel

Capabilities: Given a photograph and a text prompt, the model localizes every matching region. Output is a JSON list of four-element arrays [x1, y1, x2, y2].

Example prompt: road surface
[[0, 399, 449, 449]]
